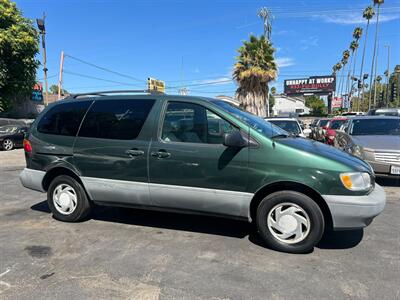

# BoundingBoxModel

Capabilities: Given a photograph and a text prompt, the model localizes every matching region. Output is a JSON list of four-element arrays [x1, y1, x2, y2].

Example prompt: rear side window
[[78, 99, 155, 140], [37, 101, 91, 136]]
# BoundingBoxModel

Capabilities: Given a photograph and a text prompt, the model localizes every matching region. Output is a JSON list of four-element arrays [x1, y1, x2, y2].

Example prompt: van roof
[[62, 93, 217, 103]]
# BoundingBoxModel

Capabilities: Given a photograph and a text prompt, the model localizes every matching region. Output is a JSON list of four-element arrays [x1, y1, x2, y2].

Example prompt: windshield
[[268, 120, 301, 135], [350, 118, 400, 136], [0, 125, 18, 134], [374, 110, 399, 117], [211, 100, 288, 138], [318, 119, 329, 127], [330, 120, 346, 129]]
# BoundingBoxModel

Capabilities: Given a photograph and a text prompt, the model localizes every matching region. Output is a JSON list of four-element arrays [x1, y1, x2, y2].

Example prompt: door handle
[[151, 150, 171, 159], [125, 149, 144, 157]]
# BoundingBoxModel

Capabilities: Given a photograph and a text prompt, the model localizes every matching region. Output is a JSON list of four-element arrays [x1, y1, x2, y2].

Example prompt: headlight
[[340, 172, 371, 191]]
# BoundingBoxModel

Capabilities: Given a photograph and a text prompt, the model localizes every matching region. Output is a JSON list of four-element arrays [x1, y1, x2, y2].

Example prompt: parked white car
[[264, 117, 311, 138]]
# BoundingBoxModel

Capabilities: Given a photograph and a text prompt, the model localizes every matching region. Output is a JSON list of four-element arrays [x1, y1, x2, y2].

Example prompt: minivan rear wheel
[[47, 175, 91, 222], [256, 191, 324, 253]]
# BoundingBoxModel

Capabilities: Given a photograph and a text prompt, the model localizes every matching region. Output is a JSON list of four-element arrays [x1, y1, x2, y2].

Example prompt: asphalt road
[[0, 151, 399, 299]]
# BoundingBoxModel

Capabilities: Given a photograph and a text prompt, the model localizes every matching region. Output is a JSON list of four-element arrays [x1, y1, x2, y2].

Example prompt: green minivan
[[20, 92, 386, 253]]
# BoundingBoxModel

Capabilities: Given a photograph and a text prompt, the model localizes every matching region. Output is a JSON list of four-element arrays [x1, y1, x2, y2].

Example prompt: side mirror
[[223, 130, 247, 148], [300, 124, 305, 130]]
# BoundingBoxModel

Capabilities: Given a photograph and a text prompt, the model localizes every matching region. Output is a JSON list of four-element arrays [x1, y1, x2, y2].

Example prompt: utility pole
[[36, 13, 48, 106], [368, 2, 381, 109], [258, 7, 273, 40], [384, 44, 390, 107], [57, 51, 65, 100], [178, 56, 188, 95], [373, 42, 380, 107], [258, 7, 273, 116]]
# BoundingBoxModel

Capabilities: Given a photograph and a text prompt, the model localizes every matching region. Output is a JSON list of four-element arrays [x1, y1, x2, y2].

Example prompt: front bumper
[[19, 168, 46, 192], [323, 184, 386, 230], [368, 160, 400, 177]]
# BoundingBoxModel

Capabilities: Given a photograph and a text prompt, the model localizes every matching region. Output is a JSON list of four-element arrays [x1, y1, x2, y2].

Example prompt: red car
[[324, 117, 348, 145]]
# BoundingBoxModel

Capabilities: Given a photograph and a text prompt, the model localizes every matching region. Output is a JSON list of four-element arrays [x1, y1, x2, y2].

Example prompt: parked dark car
[[0, 125, 29, 151], [335, 116, 400, 177]]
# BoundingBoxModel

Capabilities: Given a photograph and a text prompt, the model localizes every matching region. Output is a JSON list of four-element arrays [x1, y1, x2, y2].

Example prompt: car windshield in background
[[211, 100, 287, 138], [330, 120, 346, 129], [0, 125, 18, 134], [319, 120, 329, 127], [268, 120, 301, 135], [375, 111, 399, 117], [350, 118, 400, 136]]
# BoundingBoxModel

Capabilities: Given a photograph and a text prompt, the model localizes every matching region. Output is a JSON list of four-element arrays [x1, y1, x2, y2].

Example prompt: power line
[[64, 54, 146, 83], [63, 70, 144, 87]]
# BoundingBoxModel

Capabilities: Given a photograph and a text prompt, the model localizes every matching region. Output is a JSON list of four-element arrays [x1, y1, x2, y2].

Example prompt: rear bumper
[[19, 168, 46, 192], [323, 184, 386, 230]]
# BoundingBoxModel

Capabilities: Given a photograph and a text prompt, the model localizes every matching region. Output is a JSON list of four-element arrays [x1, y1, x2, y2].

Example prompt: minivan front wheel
[[256, 191, 324, 253], [47, 175, 91, 222]]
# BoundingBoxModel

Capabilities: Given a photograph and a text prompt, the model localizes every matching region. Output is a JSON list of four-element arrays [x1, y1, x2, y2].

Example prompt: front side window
[[268, 120, 301, 135], [211, 100, 287, 138], [37, 101, 91, 136], [161, 102, 235, 144], [79, 99, 155, 140]]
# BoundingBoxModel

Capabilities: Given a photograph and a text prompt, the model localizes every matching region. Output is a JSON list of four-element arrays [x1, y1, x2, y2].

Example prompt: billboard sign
[[147, 77, 165, 93], [284, 75, 336, 95], [31, 82, 43, 102], [332, 97, 342, 109]]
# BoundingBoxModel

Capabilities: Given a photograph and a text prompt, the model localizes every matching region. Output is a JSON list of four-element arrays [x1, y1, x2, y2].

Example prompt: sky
[[16, 0, 400, 97]]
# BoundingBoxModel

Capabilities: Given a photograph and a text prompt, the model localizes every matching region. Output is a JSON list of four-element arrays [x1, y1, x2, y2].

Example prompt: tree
[[338, 50, 350, 97], [357, 6, 375, 106], [233, 35, 277, 116], [0, 0, 39, 112], [351, 27, 362, 81], [305, 95, 327, 116], [369, 0, 384, 108], [49, 84, 68, 95], [332, 62, 342, 75]]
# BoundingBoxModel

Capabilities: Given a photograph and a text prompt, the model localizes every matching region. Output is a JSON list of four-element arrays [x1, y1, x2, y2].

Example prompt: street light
[[36, 13, 48, 106], [36, 18, 45, 32]]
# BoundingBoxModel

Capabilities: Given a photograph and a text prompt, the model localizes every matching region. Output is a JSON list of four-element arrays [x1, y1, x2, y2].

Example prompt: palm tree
[[344, 41, 359, 109], [233, 35, 277, 116], [369, 0, 384, 108], [332, 62, 342, 75], [346, 41, 359, 96], [351, 28, 362, 82], [357, 6, 375, 109], [338, 50, 350, 100]]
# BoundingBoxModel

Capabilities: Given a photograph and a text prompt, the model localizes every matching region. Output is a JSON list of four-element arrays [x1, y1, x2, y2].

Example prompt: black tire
[[2, 139, 14, 151], [256, 191, 324, 254], [47, 175, 91, 222]]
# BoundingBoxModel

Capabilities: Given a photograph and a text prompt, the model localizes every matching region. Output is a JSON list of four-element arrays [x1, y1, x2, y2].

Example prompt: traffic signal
[[391, 82, 398, 102], [379, 90, 384, 104]]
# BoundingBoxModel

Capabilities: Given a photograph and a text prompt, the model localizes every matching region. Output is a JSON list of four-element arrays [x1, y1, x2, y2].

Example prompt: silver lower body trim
[[81, 176, 253, 221], [19, 168, 46, 192], [149, 183, 253, 220]]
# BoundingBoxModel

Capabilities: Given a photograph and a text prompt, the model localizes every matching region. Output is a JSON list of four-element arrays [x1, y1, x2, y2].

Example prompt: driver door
[[148, 100, 252, 219]]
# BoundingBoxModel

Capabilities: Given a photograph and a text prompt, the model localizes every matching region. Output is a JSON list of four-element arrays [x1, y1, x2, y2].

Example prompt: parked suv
[[20, 92, 386, 253]]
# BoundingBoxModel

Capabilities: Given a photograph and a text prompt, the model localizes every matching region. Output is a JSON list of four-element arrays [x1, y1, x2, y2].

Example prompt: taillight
[[23, 139, 32, 152]]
